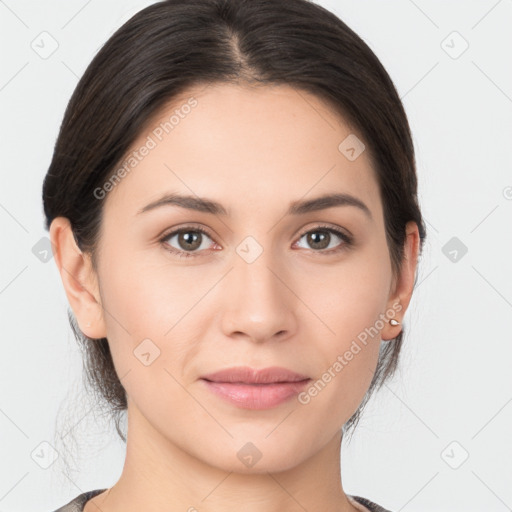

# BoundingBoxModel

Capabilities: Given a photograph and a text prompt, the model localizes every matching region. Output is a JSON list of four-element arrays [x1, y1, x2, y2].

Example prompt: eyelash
[[159, 224, 353, 259]]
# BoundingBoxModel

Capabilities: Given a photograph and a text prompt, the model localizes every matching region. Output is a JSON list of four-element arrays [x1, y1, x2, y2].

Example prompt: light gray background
[[1, 1, 511, 511]]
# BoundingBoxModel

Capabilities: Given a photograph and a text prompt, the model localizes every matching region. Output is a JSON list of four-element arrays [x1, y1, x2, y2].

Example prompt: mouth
[[199, 366, 311, 409], [200, 365, 310, 384]]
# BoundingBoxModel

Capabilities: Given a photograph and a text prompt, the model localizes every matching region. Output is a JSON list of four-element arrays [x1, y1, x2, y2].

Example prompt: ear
[[49, 217, 107, 339], [381, 221, 421, 341]]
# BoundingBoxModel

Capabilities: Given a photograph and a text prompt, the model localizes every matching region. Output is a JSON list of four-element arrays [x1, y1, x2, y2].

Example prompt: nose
[[220, 247, 298, 344]]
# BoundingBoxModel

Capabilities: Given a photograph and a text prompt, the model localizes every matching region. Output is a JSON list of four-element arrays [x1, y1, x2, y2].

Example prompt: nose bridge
[[221, 234, 294, 340]]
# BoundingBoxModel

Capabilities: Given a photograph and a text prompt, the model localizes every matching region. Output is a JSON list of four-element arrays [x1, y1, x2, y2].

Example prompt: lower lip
[[200, 379, 311, 410]]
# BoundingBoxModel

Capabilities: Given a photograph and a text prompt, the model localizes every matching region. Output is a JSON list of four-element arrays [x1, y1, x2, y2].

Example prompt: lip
[[201, 365, 310, 384], [200, 366, 311, 410]]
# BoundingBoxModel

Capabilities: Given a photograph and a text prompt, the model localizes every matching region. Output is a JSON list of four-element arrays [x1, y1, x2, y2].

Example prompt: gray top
[[53, 488, 392, 512]]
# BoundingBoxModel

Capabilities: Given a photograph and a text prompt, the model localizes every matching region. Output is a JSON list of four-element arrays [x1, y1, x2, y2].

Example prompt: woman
[[43, 0, 426, 510]]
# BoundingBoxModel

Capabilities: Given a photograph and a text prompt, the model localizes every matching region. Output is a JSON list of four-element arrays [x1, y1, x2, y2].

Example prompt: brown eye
[[160, 227, 215, 258], [304, 230, 331, 250], [295, 226, 352, 254], [175, 231, 203, 251]]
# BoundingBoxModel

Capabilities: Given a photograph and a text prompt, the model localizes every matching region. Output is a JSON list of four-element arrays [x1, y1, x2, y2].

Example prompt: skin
[[50, 82, 420, 512]]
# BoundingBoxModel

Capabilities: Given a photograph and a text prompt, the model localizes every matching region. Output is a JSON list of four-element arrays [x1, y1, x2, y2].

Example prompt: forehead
[[103, 82, 382, 222]]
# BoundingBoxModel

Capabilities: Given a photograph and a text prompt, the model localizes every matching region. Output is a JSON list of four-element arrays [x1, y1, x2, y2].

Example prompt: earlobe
[[49, 217, 107, 339], [382, 221, 421, 341]]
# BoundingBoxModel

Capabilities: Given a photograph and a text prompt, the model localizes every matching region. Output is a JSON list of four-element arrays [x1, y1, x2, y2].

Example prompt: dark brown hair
[[42, 0, 426, 444]]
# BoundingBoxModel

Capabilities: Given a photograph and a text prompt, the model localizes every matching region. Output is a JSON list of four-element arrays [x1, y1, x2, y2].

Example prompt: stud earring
[[86, 321, 91, 327], [389, 319, 400, 326]]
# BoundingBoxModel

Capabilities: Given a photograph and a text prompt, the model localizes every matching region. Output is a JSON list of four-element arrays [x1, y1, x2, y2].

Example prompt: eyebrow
[[137, 192, 372, 219]]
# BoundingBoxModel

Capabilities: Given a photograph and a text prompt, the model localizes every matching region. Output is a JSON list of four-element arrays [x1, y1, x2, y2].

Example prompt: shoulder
[[349, 494, 393, 512], [52, 489, 108, 512], [53, 490, 389, 512]]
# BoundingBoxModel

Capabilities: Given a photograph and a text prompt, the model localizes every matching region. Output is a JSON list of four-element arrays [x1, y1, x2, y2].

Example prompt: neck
[[86, 400, 360, 512]]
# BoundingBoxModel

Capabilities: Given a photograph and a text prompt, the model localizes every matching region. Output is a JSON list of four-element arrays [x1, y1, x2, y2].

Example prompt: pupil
[[309, 231, 329, 249], [181, 231, 200, 250]]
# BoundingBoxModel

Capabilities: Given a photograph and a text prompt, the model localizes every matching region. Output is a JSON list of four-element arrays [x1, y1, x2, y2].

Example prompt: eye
[[159, 225, 217, 259], [294, 224, 353, 255], [159, 224, 353, 259]]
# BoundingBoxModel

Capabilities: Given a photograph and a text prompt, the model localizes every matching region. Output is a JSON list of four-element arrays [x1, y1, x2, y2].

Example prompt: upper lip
[[201, 366, 310, 384]]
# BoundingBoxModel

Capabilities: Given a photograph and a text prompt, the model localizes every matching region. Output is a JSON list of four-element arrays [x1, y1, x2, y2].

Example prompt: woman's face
[[83, 83, 414, 472]]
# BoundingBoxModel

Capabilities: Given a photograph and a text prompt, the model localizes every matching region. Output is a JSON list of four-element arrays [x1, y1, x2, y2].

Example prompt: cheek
[[99, 248, 193, 337], [298, 248, 391, 414], [97, 267, 198, 429], [97, 251, 208, 386], [95, 263, 211, 453], [303, 242, 392, 342], [93, 256, 157, 365]]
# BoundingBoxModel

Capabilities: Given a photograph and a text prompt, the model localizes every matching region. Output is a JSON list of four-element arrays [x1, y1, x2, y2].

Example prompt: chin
[[201, 438, 309, 475]]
